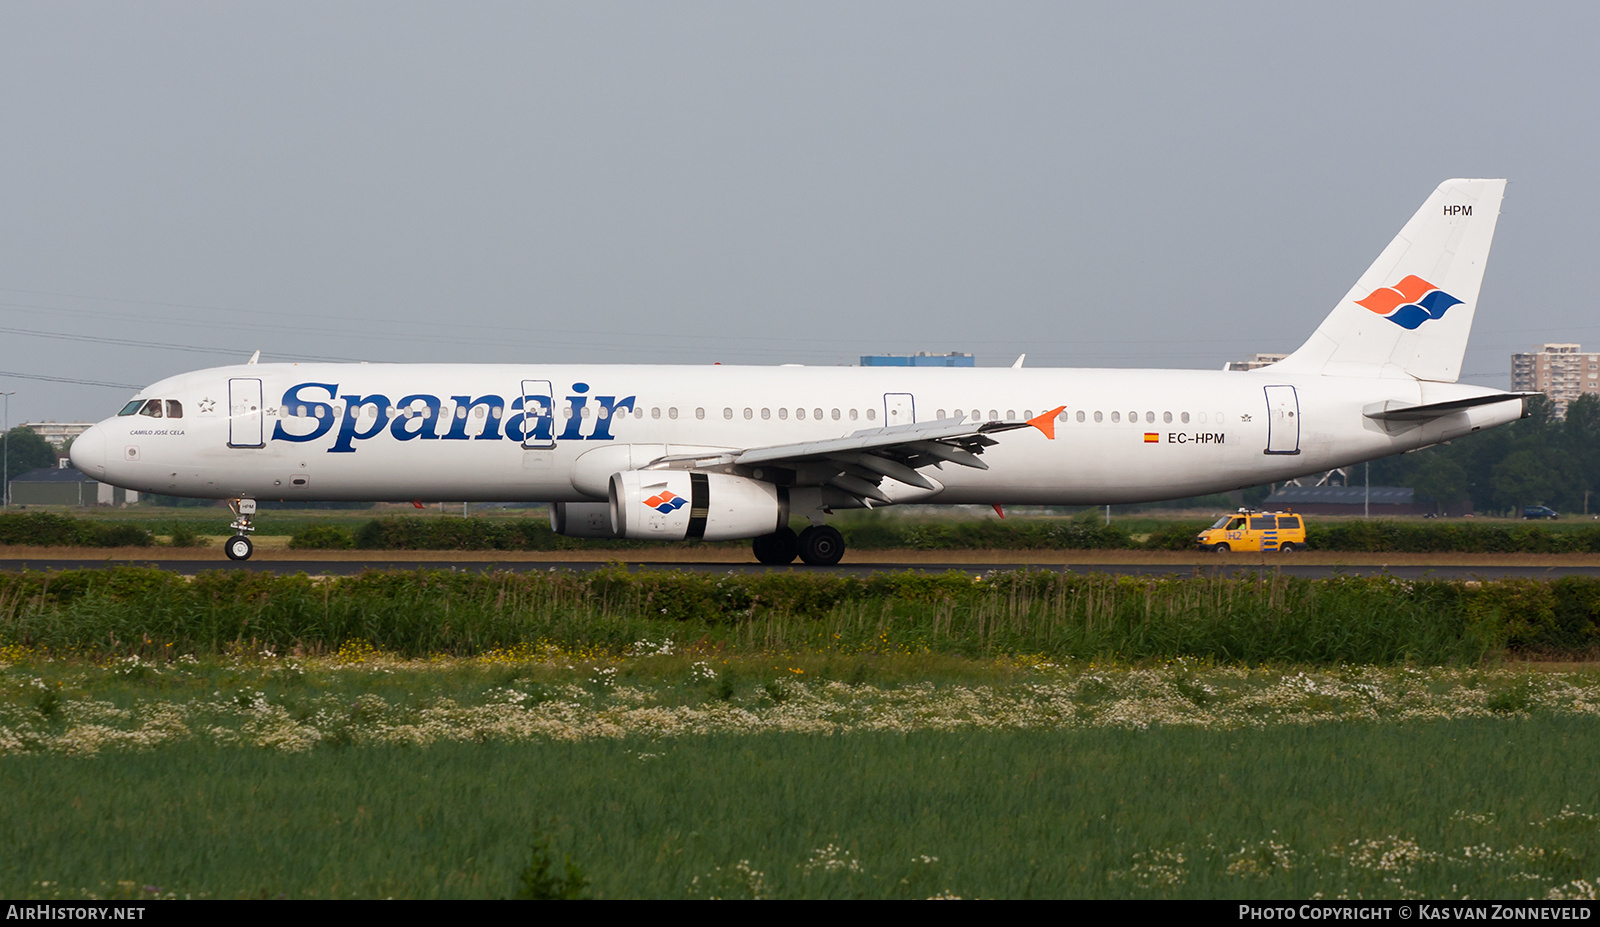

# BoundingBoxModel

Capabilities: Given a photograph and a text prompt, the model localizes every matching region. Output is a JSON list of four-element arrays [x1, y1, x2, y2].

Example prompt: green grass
[[4, 721, 1598, 899], [5, 652, 1600, 899]]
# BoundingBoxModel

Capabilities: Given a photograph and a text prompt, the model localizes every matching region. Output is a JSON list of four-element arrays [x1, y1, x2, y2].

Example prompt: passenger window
[[1111, 412, 1120, 423], [1146, 412, 1155, 424], [1129, 411, 1137, 422], [1249, 517, 1273, 531], [1059, 411, 1068, 422], [1094, 411, 1103, 423], [1006, 409, 1015, 419], [744, 408, 753, 420], [937, 409, 946, 419], [651, 407, 661, 419], [118, 400, 143, 416], [1076, 411, 1085, 423], [492, 407, 503, 419], [696, 408, 705, 420], [668, 407, 678, 420], [1216, 412, 1225, 422], [867, 409, 876, 421], [1025, 410, 1033, 420], [849, 409, 858, 420], [778, 408, 788, 420], [970, 409, 980, 421], [988, 410, 998, 420], [1181, 412, 1190, 424], [797, 408, 806, 420], [831, 409, 840, 420], [761, 408, 771, 420], [579, 406, 589, 419], [597, 407, 609, 419], [166, 400, 183, 418], [1278, 517, 1301, 530], [1162, 411, 1171, 424], [1198, 412, 1207, 423], [813, 408, 823, 420], [297, 405, 308, 418], [634, 408, 643, 418]]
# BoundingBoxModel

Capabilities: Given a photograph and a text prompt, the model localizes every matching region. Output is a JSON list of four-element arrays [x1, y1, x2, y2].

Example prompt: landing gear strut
[[752, 527, 800, 565], [225, 498, 257, 561], [797, 525, 845, 566]]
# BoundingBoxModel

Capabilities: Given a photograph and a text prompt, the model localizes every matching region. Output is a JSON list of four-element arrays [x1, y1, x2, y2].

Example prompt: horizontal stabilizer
[[1363, 392, 1533, 423]]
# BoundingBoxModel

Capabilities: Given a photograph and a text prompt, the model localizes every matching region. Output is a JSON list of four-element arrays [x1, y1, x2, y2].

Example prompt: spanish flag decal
[[1143, 433, 1159, 443]]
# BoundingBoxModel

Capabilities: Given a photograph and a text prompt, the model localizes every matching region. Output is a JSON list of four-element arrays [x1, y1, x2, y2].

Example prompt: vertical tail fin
[[1273, 178, 1505, 382]]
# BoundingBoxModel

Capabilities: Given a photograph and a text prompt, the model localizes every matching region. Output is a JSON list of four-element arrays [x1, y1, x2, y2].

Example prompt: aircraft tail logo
[[643, 491, 687, 514], [1353, 275, 1463, 331]]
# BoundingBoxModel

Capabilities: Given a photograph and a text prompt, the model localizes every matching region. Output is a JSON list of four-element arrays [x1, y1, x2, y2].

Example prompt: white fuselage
[[70, 362, 1521, 506]]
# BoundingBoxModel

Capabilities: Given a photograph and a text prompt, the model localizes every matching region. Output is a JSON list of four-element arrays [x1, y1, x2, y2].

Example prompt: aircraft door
[[520, 380, 556, 449], [228, 378, 264, 448], [1263, 385, 1301, 455], [883, 393, 916, 427]]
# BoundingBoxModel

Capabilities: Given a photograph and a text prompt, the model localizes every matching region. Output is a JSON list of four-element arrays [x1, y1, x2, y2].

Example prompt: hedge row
[[10, 510, 1600, 554], [0, 567, 1596, 662], [0, 513, 154, 548]]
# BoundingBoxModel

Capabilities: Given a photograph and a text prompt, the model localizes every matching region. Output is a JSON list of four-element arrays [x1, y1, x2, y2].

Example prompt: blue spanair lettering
[[390, 394, 443, 441], [277, 382, 630, 451], [443, 395, 505, 441], [271, 383, 338, 443], [330, 394, 392, 453], [503, 396, 527, 443], [588, 395, 635, 441], [559, 382, 589, 441]]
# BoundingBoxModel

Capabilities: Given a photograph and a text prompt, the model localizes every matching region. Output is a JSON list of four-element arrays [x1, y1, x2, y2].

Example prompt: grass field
[[4, 566, 1599, 898], [3, 650, 1600, 899]]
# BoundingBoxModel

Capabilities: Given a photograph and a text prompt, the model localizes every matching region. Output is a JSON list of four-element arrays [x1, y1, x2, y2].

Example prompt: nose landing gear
[[225, 498, 257, 561]]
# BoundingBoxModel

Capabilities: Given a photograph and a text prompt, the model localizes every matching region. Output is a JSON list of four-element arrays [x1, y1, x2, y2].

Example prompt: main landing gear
[[224, 498, 257, 561], [751, 525, 845, 566]]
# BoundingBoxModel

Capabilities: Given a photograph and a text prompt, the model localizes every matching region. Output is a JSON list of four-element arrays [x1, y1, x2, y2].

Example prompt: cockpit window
[[119, 400, 144, 416], [165, 400, 183, 418], [139, 399, 163, 418]]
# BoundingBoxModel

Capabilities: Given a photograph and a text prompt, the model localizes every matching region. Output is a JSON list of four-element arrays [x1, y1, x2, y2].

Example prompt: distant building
[[6, 463, 138, 507], [1511, 343, 1600, 417], [21, 421, 93, 449], [1225, 352, 1288, 372], [860, 352, 975, 368]]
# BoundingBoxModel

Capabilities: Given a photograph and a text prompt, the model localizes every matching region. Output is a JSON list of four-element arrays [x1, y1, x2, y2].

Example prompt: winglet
[[1027, 406, 1066, 440]]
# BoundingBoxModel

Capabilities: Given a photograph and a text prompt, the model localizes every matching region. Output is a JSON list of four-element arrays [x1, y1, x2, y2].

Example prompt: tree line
[[1367, 394, 1600, 516]]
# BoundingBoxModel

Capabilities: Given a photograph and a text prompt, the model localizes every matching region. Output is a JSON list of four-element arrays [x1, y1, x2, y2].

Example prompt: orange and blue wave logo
[[643, 490, 687, 514], [1354, 275, 1462, 330]]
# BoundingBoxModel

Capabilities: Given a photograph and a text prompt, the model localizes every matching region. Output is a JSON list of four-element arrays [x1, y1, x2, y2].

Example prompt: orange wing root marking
[[1027, 405, 1066, 439], [992, 504, 1006, 519]]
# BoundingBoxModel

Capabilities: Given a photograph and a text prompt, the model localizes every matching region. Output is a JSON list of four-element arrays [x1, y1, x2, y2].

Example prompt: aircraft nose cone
[[70, 424, 107, 477]]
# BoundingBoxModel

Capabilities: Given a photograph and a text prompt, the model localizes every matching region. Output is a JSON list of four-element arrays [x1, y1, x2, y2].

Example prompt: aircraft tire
[[1212, 543, 1230, 553], [225, 535, 254, 561], [798, 525, 845, 566], [752, 528, 800, 565]]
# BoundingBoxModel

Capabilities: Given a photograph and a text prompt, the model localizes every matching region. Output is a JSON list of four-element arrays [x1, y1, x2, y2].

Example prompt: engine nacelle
[[609, 470, 788, 541], [549, 502, 623, 538]]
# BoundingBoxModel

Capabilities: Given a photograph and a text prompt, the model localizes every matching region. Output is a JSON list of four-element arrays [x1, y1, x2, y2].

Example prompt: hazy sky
[[3, 1, 1597, 423]]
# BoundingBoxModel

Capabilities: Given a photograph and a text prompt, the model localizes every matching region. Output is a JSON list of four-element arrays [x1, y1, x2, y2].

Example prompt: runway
[[5, 554, 1600, 581]]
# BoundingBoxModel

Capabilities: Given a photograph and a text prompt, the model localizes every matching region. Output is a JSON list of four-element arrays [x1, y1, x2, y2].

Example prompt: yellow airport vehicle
[[1195, 510, 1306, 553]]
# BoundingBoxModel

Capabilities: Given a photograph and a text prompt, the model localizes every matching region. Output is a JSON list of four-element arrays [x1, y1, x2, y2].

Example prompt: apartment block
[[1510, 343, 1600, 416]]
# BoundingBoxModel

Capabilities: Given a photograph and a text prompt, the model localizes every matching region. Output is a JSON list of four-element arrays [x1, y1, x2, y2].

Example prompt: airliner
[[69, 179, 1526, 564]]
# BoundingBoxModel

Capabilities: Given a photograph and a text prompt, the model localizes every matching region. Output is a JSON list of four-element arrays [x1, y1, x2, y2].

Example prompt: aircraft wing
[[642, 407, 1063, 505]]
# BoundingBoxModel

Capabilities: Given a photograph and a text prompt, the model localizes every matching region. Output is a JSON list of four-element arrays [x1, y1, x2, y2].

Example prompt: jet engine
[[549, 502, 622, 538], [609, 470, 788, 541]]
